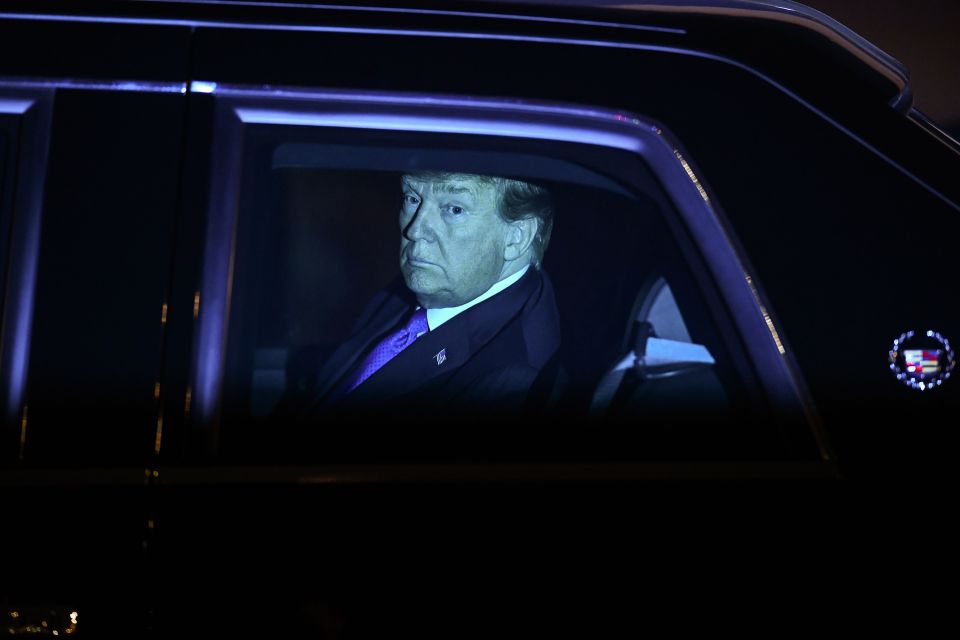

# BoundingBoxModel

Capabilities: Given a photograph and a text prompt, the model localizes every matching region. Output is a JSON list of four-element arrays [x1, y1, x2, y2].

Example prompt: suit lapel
[[343, 324, 472, 406], [343, 269, 541, 405]]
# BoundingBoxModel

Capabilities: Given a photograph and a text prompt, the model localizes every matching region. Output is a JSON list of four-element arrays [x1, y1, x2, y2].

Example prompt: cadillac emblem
[[889, 330, 955, 391]]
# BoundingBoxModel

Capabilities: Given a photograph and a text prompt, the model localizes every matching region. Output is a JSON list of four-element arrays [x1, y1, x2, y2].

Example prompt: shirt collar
[[424, 265, 530, 333]]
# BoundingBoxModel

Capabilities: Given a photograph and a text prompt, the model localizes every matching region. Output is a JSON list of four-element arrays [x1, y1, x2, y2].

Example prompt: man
[[304, 171, 561, 416]]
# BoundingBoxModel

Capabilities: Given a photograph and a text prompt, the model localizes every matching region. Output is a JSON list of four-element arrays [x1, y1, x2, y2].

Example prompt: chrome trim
[[234, 107, 648, 151], [0, 3, 684, 34], [192, 85, 830, 460], [0, 76, 187, 94], [908, 107, 960, 156], [0, 10, 679, 38], [189, 80, 218, 94], [131, 0, 687, 33]]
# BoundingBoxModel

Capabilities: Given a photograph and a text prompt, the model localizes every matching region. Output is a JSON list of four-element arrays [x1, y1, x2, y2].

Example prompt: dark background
[[803, 0, 959, 133]]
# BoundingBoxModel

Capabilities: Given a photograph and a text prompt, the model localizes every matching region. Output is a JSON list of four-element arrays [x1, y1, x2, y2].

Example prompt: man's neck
[[424, 265, 530, 332]]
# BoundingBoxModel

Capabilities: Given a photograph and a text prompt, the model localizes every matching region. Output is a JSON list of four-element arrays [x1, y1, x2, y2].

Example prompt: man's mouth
[[406, 256, 437, 267]]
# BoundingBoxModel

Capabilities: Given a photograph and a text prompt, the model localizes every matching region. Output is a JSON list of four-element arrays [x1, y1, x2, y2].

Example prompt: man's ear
[[503, 217, 538, 262]]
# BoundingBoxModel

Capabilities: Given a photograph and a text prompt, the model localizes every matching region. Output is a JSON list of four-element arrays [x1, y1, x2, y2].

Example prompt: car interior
[[212, 135, 777, 461]]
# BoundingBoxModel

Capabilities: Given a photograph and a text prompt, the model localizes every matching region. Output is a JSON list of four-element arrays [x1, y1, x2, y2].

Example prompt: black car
[[1, 0, 957, 634]]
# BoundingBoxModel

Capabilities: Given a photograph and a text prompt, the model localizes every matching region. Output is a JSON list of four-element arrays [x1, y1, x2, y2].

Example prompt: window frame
[[0, 85, 54, 462], [188, 82, 831, 465]]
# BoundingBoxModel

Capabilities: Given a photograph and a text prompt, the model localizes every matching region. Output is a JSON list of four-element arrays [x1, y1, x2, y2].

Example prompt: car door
[[0, 14, 191, 634]]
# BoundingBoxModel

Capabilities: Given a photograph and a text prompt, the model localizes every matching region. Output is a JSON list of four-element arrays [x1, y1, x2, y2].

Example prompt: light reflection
[[235, 108, 646, 152], [189, 81, 218, 94], [193, 292, 200, 319], [0, 99, 34, 114], [673, 149, 710, 204], [154, 411, 163, 455], [18, 405, 28, 461], [744, 276, 786, 355], [761, 308, 786, 355], [161, 302, 168, 324], [0, 76, 184, 95]]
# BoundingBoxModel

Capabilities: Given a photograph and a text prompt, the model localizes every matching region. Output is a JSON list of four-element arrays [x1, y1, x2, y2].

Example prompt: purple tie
[[343, 307, 429, 394]]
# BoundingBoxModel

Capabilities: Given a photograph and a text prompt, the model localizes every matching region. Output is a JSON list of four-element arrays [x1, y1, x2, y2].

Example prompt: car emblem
[[889, 330, 955, 391], [435, 349, 447, 366]]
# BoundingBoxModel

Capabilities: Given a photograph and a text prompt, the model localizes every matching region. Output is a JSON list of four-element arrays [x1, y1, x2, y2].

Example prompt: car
[[1, 0, 958, 633]]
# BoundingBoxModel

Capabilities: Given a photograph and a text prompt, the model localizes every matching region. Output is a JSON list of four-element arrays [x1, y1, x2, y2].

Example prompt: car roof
[[12, 0, 910, 111]]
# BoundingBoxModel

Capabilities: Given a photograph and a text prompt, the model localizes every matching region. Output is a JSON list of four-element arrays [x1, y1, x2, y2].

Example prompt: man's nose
[[403, 205, 435, 242]]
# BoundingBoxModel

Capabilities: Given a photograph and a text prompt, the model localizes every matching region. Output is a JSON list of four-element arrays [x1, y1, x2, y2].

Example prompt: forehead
[[402, 174, 499, 200]]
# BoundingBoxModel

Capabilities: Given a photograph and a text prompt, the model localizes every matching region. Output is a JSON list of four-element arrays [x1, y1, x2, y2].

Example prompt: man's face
[[399, 174, 511, 308]]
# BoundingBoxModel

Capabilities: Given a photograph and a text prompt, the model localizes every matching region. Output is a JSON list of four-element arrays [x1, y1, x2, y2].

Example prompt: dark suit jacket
[[305, 267, 561, 417]]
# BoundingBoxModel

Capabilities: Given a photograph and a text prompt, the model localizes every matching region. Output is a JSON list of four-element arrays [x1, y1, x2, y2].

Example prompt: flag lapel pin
[[435, 349, 447, 366]]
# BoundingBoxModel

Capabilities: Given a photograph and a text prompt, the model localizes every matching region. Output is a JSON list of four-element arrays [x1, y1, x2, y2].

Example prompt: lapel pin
[[435, 349, 447, 366]]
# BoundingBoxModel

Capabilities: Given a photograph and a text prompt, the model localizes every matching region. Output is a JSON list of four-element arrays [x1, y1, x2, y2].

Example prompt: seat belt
[[589, 321, 655, 414]]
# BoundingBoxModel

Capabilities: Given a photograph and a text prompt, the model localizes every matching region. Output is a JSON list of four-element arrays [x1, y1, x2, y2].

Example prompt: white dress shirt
[[416, 265, 530, 336]]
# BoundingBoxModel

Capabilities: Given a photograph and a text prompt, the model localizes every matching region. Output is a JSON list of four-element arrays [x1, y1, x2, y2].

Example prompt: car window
[[183, 91, 811, 464]]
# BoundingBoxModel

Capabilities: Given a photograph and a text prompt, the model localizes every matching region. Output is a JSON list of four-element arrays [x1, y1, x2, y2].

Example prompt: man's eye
[[446, 205, 465, 216], [403, 194, 420, 206]]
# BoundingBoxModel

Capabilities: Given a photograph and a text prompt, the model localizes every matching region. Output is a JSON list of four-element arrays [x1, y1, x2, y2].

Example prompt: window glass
[[0, 124, 9, 279], [213, 130, 788, 462]]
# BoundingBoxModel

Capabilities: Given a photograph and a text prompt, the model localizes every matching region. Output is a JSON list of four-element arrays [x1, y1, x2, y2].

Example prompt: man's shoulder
[[476, 266, 556, 317], [459, 267, 560, 368], [519, 268, 561, 367]]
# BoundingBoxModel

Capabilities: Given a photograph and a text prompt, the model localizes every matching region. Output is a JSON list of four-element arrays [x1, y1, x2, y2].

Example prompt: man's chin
[[403, 271, 439, 298], [402, 275, 454, 309]]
